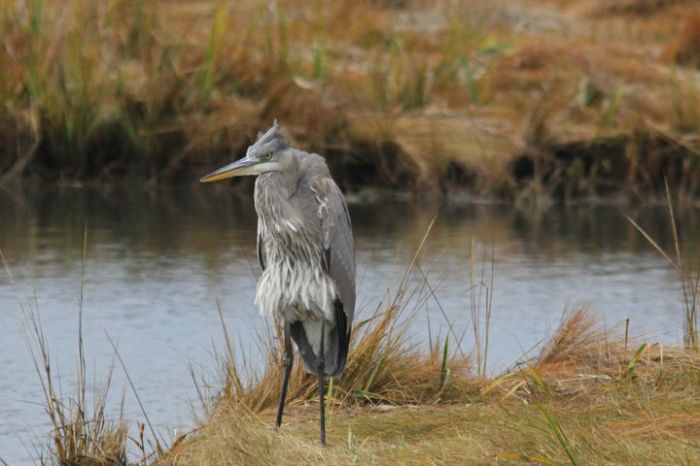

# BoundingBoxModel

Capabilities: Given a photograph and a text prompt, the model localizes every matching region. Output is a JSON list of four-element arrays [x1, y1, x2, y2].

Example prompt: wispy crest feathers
[[253, 120, 287, 150]]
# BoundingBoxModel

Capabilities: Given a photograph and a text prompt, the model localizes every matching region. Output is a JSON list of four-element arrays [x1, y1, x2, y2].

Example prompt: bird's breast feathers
[[255, 263, 338, 323]]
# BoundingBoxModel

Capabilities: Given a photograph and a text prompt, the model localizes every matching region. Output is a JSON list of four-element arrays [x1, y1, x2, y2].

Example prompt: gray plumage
[[200, 122, 355, 444], [253, 134, 355, 376]]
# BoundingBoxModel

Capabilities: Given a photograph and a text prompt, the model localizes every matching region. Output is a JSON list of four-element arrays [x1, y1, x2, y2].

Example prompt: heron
[[200, 122, 355, 445]]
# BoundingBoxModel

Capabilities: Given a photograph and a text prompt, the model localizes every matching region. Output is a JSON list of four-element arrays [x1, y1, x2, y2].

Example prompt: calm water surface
[[1, 187, 698, 464]]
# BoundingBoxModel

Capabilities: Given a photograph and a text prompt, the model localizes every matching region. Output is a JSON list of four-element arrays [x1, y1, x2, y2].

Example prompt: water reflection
[[2, 188, 699, 269], [0, 187, 697, 465]]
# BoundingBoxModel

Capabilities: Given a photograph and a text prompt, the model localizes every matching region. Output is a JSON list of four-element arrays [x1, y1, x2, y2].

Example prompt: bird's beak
[[200, 156, 257, 183]]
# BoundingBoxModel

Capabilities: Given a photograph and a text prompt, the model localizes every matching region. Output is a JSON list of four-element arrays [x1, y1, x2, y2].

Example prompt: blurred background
[[1, 0, 699, 199], [1, 1, 700, 464]]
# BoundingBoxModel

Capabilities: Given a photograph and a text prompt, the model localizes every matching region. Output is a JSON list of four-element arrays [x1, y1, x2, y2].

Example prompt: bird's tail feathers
[[290, 300, 350, 377]]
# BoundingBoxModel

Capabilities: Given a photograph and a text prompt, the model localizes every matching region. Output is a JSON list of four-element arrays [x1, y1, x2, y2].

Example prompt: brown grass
[[158, 208, 700, 465], [1, 0, 699, 201], [672, 14, 700, 68], [23, 291, 128, 466], [160, 307, 700, 465]]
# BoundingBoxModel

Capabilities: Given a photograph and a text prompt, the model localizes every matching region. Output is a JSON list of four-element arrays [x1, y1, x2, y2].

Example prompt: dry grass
[[628, 181, 699, 349], [25, 308, 129, 466], [160, 307, 700, 465], [6, 234, 131, 466], [1, 0, 699, 200], [672, 14, 700, 68], [3, 237, 154, 466]]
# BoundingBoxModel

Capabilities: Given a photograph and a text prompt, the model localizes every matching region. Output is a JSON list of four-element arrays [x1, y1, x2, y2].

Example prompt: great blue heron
[[200, 122, 355, 445]]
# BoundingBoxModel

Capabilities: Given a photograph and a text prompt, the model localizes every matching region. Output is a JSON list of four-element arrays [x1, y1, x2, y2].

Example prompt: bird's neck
[[256, 153, 300, 200], [254, 169, 302, 236], [257, 169, 297, 200]]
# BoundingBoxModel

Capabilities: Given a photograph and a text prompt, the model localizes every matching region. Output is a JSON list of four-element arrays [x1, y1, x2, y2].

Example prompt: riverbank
[[2, 1, 699, 201], [162, 392, 700, 465], [159, 309, 700, 465]]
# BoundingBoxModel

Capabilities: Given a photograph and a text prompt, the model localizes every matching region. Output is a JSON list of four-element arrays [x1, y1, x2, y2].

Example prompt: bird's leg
[[275, 322, 293, 430], [317, 321, 326, 446]]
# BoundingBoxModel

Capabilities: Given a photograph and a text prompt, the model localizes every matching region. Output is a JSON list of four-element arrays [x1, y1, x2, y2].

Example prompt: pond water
[[0, 187, 698, 464]]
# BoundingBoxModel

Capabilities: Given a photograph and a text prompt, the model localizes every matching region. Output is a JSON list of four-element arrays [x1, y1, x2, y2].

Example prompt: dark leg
[[317, 322, 326, 446], [275, 322, 293, 429]]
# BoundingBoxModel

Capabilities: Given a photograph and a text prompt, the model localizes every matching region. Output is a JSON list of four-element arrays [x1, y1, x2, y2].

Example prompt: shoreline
[[2, 1, 698, 201], [5, 179, 700, 209]]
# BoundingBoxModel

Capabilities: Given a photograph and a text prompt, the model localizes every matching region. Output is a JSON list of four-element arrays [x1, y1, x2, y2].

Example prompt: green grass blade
[[439, 336, 450, 390], [537, 403, 581, 466], [623, 342, 647, 379]]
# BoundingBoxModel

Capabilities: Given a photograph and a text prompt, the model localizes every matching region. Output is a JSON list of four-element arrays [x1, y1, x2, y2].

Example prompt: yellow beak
[[199, 156, 257, 183]]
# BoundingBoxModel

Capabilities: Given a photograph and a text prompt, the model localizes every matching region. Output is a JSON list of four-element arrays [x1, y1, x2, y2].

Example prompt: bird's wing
[[313, 177, 356, 323]]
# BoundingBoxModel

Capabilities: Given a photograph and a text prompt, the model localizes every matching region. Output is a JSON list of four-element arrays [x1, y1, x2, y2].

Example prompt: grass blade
[[439, 336, 450, 390]]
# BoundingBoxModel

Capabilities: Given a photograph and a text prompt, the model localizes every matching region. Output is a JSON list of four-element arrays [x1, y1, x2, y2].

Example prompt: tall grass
[[209, 289, 472, 414], [25, 308, 128, 466], [0, 240, 129, 466], [166, 206, 700, 464], [1, 235, 166, 465], [1, 0, 699, 200], [164, 302, 700, 465], [628, 181, 699, 350], [4, 222, 700, 463], [197, 2, 228, 100], [468, 239, 494, 379]]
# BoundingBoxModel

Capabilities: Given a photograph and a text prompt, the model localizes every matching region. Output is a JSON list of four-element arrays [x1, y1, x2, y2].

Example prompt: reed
[[2, 236, 130, 466], [2, 234, 169, 465], [25, 307, 128, 466], [161, 306, 700, 465], [628, 180, 699, 350], [0, 0, 698, 201], [163, 216, 699, 464]]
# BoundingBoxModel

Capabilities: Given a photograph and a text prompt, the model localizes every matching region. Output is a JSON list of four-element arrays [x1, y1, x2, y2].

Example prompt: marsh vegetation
[[1, 0, 699, 201]]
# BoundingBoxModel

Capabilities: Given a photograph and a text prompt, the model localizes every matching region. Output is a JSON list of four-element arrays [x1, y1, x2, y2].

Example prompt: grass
[[157, 200, 700, 465], [628, 180, 699, 349], [1, 240, 130, 466], [2, 234, 165, 466], [207, 220, 476, 414], [158, 308, 700, 465], [0, 0, 699, 201], [25, 307, 129, 466]]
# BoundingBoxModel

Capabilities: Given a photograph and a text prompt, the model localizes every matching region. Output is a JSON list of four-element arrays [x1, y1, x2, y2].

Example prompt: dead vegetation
[[26, 308, 129, 466], [159, 307, 700, 465], [6, 234, 131, 466], [1, 0, 699, 201]]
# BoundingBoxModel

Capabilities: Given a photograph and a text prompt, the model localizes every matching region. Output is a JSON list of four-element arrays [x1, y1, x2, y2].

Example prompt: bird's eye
[[264, 153, 272, 160]]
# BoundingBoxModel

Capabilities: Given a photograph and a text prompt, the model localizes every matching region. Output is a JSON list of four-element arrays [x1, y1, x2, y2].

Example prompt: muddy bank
[[3, 113, 697, 204]]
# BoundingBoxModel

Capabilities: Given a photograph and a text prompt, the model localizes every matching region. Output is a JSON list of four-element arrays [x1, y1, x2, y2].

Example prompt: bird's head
[[200, 121, 294, 183]]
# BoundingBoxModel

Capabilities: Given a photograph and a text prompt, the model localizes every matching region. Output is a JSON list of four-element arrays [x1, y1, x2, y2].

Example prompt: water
[[1, 187, 698, 464]]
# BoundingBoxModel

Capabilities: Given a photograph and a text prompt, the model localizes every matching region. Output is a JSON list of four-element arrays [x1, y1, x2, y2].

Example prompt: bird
[[200, 121, 355, 445]]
